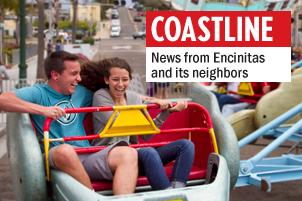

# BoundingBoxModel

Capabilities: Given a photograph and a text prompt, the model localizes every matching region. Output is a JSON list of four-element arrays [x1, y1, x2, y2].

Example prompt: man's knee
[[52, 144, 78, 168], [108, 146, 138, 168]]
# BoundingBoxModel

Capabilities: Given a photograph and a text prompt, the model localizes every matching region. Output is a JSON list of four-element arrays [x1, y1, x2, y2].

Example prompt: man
[[0, 51, 138, 195], [0, 61, 10, 93], [47, 40, 53, 56]]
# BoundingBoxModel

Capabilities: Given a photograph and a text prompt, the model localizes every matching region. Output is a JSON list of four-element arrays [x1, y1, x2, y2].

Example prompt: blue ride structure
[[237, 102, 302, 191]]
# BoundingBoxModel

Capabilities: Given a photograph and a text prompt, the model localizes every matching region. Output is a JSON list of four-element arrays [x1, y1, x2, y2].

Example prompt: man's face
[[55, 60, 82, 95]]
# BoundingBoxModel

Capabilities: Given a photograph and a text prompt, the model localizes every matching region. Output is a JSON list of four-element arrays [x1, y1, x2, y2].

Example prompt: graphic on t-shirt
[[55, 100, 77, 125]]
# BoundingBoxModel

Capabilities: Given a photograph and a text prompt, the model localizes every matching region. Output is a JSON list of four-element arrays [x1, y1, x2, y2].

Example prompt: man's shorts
[[48, 141, 128, 181]]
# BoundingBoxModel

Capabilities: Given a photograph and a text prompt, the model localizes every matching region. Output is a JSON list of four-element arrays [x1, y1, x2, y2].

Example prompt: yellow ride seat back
[[100, 105, 160, 138], [217, 86, 227, 94], [237, 82, 254, 96]]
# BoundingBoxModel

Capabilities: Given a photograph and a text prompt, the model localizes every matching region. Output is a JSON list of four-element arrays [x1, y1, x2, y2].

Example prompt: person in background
[[47, 40, 53, 56], [221, 82, 279, 117], [155, 82, 170, 99], [0, 61, 10, 93], [212, 82, 242, 111], [55, 39, 62, 52]]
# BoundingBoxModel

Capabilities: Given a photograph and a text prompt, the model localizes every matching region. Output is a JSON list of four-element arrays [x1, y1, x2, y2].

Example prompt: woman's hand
[[149, 98, 188, 112], [151, 98, 171, 110], [168, 101, 188, 112]]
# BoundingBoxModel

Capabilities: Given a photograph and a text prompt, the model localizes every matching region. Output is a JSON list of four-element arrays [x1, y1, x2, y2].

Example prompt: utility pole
[[48, 0, 53, 41], [19, 0, 28, 82], [0, 21, 3, 62], [36, 0, 46, 79], [53, 0, 60, 37], [72, 0, 78, 44]]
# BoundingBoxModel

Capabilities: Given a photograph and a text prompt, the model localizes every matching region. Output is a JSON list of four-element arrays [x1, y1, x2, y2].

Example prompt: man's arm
[[0, 92, 65, 119]]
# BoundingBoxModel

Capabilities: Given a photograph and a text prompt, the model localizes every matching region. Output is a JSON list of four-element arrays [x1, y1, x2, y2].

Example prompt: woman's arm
[[141, 99, 187, 141]]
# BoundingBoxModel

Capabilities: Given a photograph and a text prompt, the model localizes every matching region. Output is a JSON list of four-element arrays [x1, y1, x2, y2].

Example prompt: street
[[92, 6, 147, 76], [93, 39, 146, 76]]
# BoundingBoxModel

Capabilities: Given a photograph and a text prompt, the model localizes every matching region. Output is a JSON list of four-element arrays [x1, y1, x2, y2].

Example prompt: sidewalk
[[0, 128, 14, 201], [97, 21, 111, 39], [6, 54, 40, 80]]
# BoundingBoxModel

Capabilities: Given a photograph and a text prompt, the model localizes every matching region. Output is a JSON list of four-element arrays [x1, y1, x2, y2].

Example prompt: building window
[[298, 14, 302, 32], [191, 0, 199, 4]]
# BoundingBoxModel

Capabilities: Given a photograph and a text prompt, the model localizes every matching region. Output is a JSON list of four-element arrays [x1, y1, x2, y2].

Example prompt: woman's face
[[105, 67, 130, 99]]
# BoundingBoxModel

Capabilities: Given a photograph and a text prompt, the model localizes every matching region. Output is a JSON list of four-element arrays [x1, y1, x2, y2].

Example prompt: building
[[292, 3, 302, 47], [70, 3, 101, 23]]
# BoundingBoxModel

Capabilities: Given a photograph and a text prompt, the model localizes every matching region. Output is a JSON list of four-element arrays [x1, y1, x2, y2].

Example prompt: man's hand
[[42, 106, 66, 120]]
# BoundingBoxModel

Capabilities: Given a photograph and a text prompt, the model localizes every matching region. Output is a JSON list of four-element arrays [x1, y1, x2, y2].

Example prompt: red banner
[[146, 11, 291, 47]]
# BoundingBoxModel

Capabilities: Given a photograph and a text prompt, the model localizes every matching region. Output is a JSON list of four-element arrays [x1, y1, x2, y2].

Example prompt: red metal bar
[[43, 102, 214, 141], [74, 141, 174, 154], [63, 104, 161, 114], [62, 127, 208, 142], [64, 106, 114, 114], [43, 104, 162, 132], [160, 127, 208, 134], [43, 118, 53, 132], [63, 134, 100, 142]]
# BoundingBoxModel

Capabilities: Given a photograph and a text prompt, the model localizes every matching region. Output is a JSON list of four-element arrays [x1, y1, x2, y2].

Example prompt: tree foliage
[[0, 0, 19, 16]]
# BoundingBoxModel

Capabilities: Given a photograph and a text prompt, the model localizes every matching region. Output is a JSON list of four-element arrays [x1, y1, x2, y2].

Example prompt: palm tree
[[36, 0, 46, 79], [0, 0, 18, 61], [71, 0, 78, 44]]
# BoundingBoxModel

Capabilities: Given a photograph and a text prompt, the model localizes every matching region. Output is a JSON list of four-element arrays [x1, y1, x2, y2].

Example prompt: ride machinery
[[7, 83, 239, 201]]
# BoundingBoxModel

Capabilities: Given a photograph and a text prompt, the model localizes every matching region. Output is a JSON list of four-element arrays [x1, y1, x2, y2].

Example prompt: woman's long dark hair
[[80, 57, 132, 92], [80, 61, 106, 92]]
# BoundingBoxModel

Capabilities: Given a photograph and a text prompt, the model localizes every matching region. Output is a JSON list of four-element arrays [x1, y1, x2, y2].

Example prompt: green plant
[[82, 36, 94, 45], [58, 20, 72, 30], [3, 48, 12, 63]]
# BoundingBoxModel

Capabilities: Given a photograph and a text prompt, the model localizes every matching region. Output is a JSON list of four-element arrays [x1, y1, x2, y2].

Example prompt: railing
[[129, 73, 191, 99], [145, 82, 191, 99]]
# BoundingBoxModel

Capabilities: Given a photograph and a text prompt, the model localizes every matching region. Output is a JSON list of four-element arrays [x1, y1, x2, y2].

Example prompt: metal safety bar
[[42, 102, 218, 181]]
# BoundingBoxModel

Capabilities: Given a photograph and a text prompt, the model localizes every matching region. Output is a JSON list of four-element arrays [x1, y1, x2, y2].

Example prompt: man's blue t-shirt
[[15, 84, 93, 148]]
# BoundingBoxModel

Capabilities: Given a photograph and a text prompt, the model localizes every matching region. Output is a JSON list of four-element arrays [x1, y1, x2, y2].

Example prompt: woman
[[81, 58, 195, 190]]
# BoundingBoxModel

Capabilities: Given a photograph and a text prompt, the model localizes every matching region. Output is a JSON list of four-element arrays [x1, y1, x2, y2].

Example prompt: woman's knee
[[178, 139, 195, 152], [138, 147, 159, 161]]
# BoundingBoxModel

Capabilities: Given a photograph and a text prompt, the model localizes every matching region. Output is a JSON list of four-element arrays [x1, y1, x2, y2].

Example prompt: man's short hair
[[44, 51, 79, 79]]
